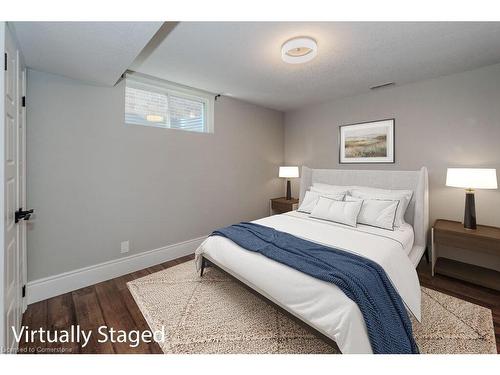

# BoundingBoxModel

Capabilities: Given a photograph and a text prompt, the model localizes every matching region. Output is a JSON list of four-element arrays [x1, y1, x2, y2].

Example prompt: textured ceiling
[[12, 22, 162, 86], [132, 22, 500, 111]]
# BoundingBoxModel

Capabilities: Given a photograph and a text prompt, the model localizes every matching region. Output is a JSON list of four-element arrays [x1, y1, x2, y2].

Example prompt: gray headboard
[[299, 167, 429, 248]]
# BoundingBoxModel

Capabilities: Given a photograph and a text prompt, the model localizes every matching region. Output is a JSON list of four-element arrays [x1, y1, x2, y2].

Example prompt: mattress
[[195, 211, 421, 354]]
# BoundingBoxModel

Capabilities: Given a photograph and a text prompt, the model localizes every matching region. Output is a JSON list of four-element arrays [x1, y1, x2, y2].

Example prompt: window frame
[[124, 72, 215, 134]]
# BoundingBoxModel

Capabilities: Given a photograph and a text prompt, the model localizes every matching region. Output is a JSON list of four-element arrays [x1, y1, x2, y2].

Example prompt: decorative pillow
[[345, 196, 399, 230], [350, 188, 413, 227], [298, 191, 345, 214], [309, 196, 362, 227]]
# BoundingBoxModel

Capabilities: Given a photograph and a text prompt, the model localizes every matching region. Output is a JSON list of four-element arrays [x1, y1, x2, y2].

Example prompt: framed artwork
[[339, 118, 395, 164]]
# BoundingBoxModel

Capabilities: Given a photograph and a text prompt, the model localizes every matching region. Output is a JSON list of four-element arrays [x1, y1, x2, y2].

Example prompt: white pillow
[[310, 196, 362, 227], [311, 183, 351, 195], [350, 187, 413, 227], [298, 191, 345, 214], [346, 196, 399, 230]]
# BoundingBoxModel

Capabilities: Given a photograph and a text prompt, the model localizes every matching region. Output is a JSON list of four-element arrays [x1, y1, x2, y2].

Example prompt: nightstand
[[270, 197, 299, 216], [432, 219, 500, 291]]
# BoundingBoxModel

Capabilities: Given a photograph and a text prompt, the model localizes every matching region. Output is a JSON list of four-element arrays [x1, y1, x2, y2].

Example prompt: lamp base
[[464, 190, 477, 230], [286, 180, 291, 200]]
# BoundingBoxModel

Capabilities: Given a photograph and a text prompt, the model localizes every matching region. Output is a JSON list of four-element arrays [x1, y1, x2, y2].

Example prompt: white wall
[[284, 63, 500, 270], [26, 69, 284, 281]]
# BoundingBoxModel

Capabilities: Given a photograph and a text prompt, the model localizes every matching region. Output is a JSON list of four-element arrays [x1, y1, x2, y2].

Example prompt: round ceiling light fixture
[[281, 37, 317, 64]]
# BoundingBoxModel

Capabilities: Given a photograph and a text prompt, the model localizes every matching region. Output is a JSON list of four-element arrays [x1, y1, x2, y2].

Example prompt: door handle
[[15, 208, 34, 223]]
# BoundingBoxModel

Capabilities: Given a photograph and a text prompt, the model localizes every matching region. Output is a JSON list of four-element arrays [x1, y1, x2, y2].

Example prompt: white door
[[16, 53, 27, 314], [3, 25, 25, 354], [18, 67, 27, 314]]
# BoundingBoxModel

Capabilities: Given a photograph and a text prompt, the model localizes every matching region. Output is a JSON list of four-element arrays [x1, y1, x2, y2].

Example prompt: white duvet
[[195, 211, 421, 354]]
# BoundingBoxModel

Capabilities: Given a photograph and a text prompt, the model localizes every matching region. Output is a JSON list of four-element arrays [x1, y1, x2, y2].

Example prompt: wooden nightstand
[[270, 197, 299, 216], [432, 219, 500, 291]]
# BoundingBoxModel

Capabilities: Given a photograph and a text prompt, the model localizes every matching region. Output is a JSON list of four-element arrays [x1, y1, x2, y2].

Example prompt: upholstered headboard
[[299, 167, 429, 249]]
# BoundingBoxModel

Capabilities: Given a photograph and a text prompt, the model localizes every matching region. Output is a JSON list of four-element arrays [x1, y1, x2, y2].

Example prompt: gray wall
[[27, 69, 284, 281], [285, 63, 500, 268], [27, 63, 500, 280]]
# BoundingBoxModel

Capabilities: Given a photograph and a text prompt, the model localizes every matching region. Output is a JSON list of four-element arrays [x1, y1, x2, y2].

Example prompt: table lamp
[[446, 168, 498, 230], [279, 166, 299, 200]]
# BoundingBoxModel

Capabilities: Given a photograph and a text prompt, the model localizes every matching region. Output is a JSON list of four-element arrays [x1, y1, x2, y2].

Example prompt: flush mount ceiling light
[[281, 37, 318, 64]]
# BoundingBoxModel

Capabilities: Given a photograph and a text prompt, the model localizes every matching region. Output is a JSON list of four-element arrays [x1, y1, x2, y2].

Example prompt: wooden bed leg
[[424, 247, 430, 264], [200, 257, 206, 277]]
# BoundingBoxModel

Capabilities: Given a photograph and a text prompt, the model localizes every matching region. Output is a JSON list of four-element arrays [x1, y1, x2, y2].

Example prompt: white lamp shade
[[279, 166, 299, 178], [446, 168, 498, 189]]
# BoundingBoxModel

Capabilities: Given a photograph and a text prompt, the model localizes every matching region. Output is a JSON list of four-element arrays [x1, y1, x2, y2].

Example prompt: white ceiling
[[11, 22, 500, 111], [12, 22, 162, 86], [132, 22, 500, 111]]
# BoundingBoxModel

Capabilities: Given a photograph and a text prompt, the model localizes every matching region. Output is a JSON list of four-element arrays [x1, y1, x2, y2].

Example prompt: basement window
[[124, 73, 214, 133]]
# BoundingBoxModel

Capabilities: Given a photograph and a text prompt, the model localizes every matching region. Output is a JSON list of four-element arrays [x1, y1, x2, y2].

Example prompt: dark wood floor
[[18, 255, 500, 354]]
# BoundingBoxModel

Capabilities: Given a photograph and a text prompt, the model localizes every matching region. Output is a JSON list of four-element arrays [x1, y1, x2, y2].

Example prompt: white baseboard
[[26, 236, 207, 304]]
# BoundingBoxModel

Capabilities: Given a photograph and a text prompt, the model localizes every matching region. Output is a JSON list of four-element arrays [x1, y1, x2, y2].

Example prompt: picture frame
[[339, 118, 395, 164]]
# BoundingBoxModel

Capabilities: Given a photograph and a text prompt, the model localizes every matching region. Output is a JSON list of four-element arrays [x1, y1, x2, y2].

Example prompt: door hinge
[[22, 96, 26, 107], [4, 53, 7, 71], [22, 285, 26, 298]]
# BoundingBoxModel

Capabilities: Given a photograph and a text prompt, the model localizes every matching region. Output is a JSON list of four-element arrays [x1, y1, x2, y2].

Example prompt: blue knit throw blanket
[[211, 222, 419, 354]]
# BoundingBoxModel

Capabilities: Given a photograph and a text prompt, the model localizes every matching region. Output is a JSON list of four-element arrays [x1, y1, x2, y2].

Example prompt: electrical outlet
[[120, 240, 130, 254]]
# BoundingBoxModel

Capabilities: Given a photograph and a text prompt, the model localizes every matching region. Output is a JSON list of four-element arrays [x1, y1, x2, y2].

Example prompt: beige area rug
[[127, 261, 497, 354]]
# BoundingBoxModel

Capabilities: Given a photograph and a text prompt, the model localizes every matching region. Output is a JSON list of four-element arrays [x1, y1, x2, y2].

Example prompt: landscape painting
[[339, 119, 394, 163]]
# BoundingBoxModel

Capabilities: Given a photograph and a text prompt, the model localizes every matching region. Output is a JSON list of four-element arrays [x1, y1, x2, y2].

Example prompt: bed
[[195, 167, 429, 354]]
